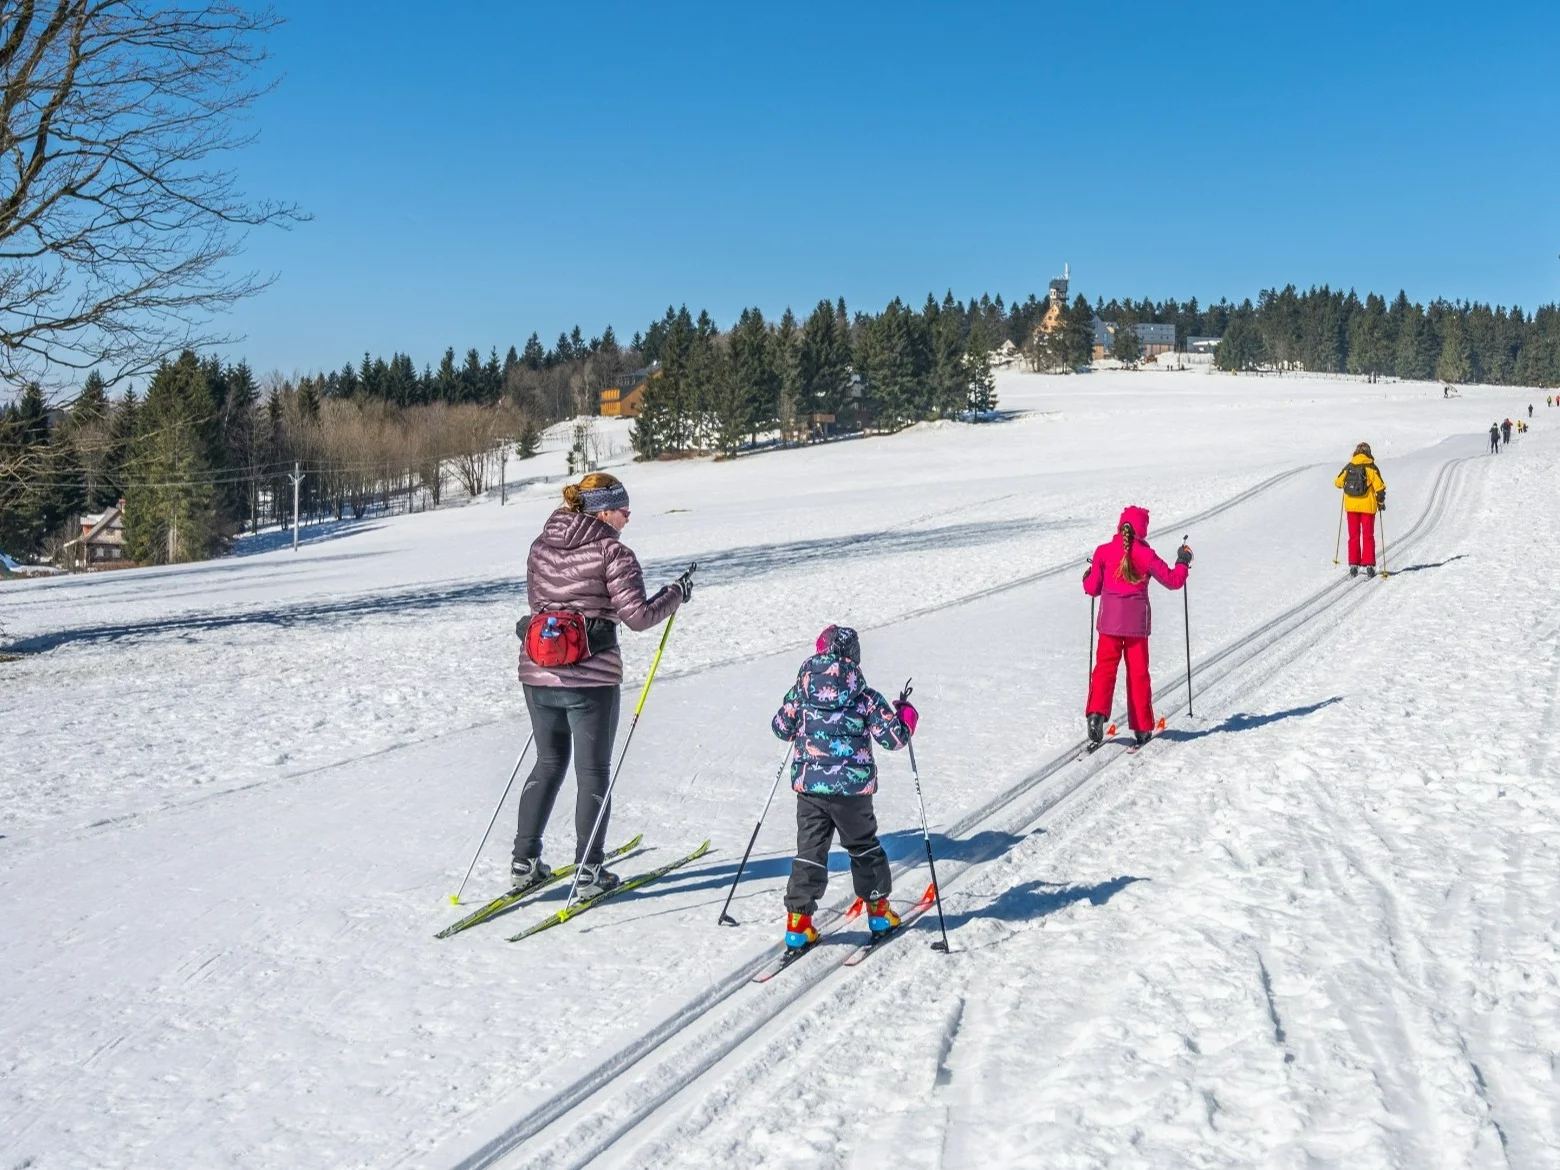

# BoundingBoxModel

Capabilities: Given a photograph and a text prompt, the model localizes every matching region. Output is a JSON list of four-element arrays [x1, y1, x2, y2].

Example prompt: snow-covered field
[[1, 369, 1555, 1169]]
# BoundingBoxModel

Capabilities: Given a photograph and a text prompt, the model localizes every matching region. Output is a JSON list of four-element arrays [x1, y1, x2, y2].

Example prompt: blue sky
[[221, 0, 1560, 375]]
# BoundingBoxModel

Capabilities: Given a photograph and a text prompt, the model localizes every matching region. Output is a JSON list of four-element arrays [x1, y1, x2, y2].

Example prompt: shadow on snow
[[1158, 696, 1343, 742], [943, 874, 1144, 929], [7, 514, 1082, 653]]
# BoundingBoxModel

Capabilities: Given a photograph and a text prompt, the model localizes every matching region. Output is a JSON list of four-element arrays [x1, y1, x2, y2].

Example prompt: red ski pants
[[1347, 510, 1377, 566], [1088, 634, 1154, 732]]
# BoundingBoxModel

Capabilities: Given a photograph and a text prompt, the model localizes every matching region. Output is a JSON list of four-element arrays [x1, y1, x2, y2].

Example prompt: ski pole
[[1182, 535, 1194, 718], [448, 734, 533, 905], [1086, 557, 1096, 691], [564, 565, 692, 909], [901, 680, 951, 953], [1377, 511, 1389, 578], [716, 745, 792, 926], [1332, 496, 1345, 564]]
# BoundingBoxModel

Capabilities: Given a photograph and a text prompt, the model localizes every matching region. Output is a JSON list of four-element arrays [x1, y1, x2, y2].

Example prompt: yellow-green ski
[[508, 839, 711, 942], [436, 834, 643, 938]]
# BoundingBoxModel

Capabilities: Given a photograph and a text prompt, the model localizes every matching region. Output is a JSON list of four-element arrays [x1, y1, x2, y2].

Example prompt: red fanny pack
[[523, 611, 591, 668]]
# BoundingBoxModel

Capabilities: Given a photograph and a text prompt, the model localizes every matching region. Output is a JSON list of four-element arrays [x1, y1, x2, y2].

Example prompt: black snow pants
[[513, 684, 621, 866], [785, 792, 892, 915]]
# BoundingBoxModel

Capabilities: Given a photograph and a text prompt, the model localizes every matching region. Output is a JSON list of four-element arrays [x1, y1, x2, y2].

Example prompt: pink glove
[[895, 700, 919, 736]]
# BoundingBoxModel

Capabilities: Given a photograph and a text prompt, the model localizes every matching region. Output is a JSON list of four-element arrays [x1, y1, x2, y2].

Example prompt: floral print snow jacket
[[771, 653, 910, 796]]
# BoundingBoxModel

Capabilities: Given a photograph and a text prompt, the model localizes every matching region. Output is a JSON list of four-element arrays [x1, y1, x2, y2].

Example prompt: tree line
[[629, 295, 1004, 459], [9, 279, 1560, 568], [1080, 285, 1560, 385]]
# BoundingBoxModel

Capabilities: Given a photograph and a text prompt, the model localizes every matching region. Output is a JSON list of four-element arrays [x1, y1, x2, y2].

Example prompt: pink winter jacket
[[517, 509, 681, 689], [1081, 506, 1187, 639]]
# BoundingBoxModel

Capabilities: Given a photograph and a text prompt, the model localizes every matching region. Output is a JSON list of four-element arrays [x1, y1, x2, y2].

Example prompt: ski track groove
[[440, 455, 1473, 1170], [16, 464, 1317, 859]]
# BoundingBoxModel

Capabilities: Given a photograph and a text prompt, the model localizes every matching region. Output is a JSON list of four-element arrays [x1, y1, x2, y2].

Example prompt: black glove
[[1082, 559, 1093, 582], [673, 567, 695, 602], [1376, 491, 1386, 511], [1176, 544, 1193, 566]]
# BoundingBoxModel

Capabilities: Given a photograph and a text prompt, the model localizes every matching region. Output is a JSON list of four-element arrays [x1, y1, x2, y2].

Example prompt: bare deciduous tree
[[0, 1, 304, 396]]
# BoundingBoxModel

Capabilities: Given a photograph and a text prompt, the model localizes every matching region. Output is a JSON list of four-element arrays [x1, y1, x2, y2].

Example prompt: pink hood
[[1118, 505, 1150, 538]]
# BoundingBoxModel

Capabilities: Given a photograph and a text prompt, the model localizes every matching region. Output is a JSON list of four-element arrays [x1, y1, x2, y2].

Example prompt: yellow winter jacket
[[1335, 453, 1385, 514]]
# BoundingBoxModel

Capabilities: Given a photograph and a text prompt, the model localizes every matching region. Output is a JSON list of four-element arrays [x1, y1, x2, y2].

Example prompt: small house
[[62, 499, 126, 569], [599, 362, 661, 418]]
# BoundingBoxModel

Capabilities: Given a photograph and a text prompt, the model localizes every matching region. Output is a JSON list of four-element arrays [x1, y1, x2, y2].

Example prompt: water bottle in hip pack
[[521, 611, 591, 668]]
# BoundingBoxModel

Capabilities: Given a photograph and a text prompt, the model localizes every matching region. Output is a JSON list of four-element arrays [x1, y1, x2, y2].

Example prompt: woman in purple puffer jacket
[[511, 472, 691, 896], [1082, 505, 1191, 749]]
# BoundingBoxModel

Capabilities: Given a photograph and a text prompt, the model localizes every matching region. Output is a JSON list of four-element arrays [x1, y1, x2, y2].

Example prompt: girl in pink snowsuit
[[1082, 506, 1191, 746]]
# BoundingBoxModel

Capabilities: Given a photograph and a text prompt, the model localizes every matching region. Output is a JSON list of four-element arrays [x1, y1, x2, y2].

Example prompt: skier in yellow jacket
[[1335, 442, 1386, 577]]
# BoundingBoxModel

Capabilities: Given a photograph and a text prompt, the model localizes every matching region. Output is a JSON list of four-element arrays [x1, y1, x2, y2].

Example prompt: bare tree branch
[[0, 1, 305, 398]]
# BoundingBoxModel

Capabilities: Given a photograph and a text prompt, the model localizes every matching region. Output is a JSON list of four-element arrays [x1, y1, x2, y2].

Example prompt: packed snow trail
[[2, 374, 1549, 1170], [605, 432, 1557, 1170], [436, 443, 1483, 1170], [515, 439, 1552, 1170]]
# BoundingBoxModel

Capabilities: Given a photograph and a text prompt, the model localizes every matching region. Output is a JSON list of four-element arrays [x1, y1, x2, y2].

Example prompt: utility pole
[[289, 461, 304, 552]]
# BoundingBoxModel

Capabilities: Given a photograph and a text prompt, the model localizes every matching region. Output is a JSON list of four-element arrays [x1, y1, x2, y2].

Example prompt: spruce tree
[[800, 300, 851, 418], [124, 352, 222, 564], [729, 307, 778, 446], [1064, 294, 1096, 369], [522, 333, 546, 371], [1435, 313, 1472, 383], [774, 308, 802, 440], [1110, 320, 1140, 366], [965, 314, 998, 415], [1394, 304, 1434, 380]]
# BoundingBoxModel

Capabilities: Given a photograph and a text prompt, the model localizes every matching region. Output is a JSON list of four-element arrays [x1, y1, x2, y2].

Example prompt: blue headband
[[580, 483, 630, 513]]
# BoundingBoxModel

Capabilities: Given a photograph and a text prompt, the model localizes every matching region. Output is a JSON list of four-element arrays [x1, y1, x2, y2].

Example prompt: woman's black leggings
[[513, 684, 621, 866]]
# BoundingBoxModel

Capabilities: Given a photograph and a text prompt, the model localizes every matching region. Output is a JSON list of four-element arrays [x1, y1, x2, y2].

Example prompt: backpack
[[1341, 462, 1371, 497]]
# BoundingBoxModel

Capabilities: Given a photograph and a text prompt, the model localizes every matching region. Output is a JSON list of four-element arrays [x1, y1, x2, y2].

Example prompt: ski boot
[[784, 912, 819, 953], [867, 898, 901, 939], [1134, 730, 1153, 747], [1349, 565, 1359, 578], [1087, 712, 1106, 748], [1366, 565, 1377, 578], [509, 857, 552, 892], [574, 863, 621, 899]]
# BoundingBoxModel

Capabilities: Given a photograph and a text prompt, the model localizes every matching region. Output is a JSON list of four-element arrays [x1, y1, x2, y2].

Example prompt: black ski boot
[[574, 863, 621, 898], [1087, 713, 1105, 748], [1366, 565, 1377, 578], [1349, 565, 1359, 578], [1134, 730, 1153, 747], [509, 857, 553, 892]]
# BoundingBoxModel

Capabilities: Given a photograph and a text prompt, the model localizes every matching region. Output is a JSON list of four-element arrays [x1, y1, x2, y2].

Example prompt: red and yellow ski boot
[[784, 912, 819, 953], [867, 898, 900, 939]]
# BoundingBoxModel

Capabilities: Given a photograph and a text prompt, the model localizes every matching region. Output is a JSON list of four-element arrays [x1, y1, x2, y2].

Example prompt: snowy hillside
[[1, 370, 1555, 1170]]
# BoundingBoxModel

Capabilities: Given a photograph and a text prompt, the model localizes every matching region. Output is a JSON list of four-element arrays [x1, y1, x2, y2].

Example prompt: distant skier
[[1334, 442, 1386, 578], [1489, 423, 1501, 454], [1502, 419, 1512, 447], [511, 473, 692, 896], [1530, 404, 1535, 419], [1082, 507, 1191, 749], [771, 625, 917, 954]]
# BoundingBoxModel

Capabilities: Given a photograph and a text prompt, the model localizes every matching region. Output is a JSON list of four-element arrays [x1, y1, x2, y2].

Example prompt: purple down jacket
[[517, 510, 681, 688]]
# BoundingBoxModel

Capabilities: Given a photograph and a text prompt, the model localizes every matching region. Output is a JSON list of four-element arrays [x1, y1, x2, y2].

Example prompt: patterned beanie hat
[[815, 624, 861, 663]]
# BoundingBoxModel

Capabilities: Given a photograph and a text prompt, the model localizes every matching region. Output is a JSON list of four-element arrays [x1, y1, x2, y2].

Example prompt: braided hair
[[1115, 522, 1145, 584]]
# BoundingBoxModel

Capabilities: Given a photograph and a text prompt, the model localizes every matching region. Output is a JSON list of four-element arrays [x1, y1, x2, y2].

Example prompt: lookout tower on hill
[[1040, 262, 1070, 337]]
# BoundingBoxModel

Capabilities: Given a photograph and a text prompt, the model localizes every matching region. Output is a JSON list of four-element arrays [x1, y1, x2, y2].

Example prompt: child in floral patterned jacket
[[771, 625, 918, 953]]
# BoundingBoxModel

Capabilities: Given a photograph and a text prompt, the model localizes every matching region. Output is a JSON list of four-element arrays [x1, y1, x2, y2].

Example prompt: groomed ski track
[[437, 449, 1474, 1170]]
